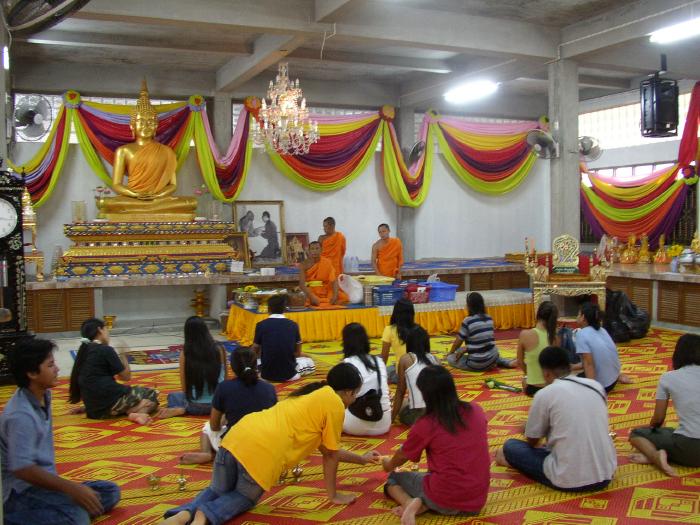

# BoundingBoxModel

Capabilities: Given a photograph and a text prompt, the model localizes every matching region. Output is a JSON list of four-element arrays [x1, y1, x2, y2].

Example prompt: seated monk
[[98, 80, 196, 220], [372, 223, 403, 279], [300, 241, 348, 307], [318, 216, 346, 275]]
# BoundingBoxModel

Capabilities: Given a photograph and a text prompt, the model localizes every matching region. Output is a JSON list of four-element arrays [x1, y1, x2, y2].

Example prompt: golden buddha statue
[[692, 231, 700, 254], [654, 234, 671, 263], [98, 80, 196, 221], [637, 233, 651, 264], [620, 234, 639, 264]]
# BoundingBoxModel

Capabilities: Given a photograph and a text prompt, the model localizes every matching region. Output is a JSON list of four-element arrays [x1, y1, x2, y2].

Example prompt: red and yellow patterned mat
[[2, 327, 699, 524]]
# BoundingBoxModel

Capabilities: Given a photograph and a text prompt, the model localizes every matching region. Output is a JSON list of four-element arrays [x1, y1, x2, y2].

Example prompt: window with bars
[[579, 92, 691, 150], [235, 103, 382, 150], [13, 93, 183, 144]]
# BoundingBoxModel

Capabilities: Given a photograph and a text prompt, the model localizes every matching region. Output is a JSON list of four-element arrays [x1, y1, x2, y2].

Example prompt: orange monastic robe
[[321, 231, 347, 275], [377, 237, 404, 278], [305, 256, 348, 306], [126, 141, 176, 194]]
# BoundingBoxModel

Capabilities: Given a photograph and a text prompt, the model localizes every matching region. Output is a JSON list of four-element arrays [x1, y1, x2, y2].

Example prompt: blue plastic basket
[[372, 285, 405, 306], [419, 281, 458, 302]]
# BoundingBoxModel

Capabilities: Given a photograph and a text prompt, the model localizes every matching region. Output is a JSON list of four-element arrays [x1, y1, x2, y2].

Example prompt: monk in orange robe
[[372, 223, 403, 279], [300, 241, 348, 307], [318, 216, 347, 275]]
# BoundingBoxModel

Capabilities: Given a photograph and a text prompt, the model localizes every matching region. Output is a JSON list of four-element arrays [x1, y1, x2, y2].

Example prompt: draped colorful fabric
[[581, 164, 689, 246], [9, 92, 543, 208], [581, 81, 700, 245]]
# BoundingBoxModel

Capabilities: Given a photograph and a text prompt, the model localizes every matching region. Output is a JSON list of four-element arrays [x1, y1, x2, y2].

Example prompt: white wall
[[587, 139, 680, 169], [415, 157, 551, 258], [12, 143, 551, 262]]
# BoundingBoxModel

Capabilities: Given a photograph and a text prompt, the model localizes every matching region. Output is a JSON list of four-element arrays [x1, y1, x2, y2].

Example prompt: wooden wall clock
[[0, 169, 31, 383]]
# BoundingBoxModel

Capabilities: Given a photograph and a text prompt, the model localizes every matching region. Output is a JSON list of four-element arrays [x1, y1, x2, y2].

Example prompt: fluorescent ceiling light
[[650, 16, 700, 44], [2, 47, 8, 71], [444, 80, 499, 104]]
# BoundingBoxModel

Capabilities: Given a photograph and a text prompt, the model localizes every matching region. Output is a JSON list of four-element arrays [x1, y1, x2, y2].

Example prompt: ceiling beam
[[14, 61, 216, 98], [332, 0, 559, 59], [577, 75, 631, 91], [578, 43, 700, 80], [314, 0, 359, 22], [232, 76, 398, 108], [73, 0, 325, 35], [400, 57, 547, 107], [288, 47, 452, 74], [216, 34, 307, 92], [560, 0, 700, 59], [18, 30, 250, 55], [74, 0, 559, 59]]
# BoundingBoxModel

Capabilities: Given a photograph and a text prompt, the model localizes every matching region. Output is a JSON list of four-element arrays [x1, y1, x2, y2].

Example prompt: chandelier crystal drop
[[252, 62, 319, 155]]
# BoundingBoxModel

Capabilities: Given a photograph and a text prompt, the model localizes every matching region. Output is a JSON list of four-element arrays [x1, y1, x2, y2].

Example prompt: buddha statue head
[[130, 79, 158, 140]]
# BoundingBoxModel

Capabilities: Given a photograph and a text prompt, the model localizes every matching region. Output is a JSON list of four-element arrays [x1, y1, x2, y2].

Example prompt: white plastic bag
[[426, 273, 440, 283], [338, 273, 364, 303]]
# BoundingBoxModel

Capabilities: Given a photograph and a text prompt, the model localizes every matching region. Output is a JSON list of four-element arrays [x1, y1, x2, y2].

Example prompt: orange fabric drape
[[376, 238, 404, 277], [126, 141, 176, 194], [306, 257, 348, 305], [320, 232, 347, 275]]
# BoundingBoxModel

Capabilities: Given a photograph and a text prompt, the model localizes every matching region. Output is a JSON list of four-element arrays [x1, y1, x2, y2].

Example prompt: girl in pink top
[[382, 365, 490, 524]]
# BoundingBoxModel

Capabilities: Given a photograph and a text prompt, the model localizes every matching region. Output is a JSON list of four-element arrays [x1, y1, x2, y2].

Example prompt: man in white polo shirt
[[495, 346, 617, 491]]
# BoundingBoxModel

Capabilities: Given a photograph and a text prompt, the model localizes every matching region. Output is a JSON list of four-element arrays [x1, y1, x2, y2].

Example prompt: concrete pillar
[[0, 29, 9, 165], [548, 59, 580, 241], [395, 105, 416, 261], [212, 92, 233, 152]]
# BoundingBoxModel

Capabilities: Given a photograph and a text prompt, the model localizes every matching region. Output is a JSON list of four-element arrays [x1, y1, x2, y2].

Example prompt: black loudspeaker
[[640, 77, 678, 137]]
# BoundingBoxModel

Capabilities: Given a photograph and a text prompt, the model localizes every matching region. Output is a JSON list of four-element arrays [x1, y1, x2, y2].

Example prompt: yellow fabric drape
[[225, 303, 534, 345]]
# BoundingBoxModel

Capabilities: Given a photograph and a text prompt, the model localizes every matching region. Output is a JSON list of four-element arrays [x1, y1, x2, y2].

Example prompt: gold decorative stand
[[190, 289, 209, 317], [525, 234, 610, 312], [56, 221, 242, 277]]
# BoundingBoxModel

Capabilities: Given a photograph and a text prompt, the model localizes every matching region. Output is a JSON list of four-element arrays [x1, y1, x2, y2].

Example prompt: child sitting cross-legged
[[382, 365, 490, 525]]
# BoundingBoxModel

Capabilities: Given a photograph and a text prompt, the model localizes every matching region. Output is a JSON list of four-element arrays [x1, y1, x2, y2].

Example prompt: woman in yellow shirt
[[381, 299, 417, 383], [161, 362, 381, 525]]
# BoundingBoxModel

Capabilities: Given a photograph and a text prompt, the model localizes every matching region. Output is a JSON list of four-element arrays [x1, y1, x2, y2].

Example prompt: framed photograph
[[233, 200, 286, 266], [222, 232, 252, 269], [286, 233, 310, 265]]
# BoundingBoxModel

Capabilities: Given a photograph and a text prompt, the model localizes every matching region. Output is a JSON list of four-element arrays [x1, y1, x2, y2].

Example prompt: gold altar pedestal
[[24, 251, 45, 282], [525, 234, 610, 312], [56, 221, 243, 277], [190, 289, 209, 317]]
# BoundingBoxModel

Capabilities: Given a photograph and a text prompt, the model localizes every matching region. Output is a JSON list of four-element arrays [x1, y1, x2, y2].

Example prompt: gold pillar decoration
[[190, 289, 209, 317], [103, 315, 116, 330]]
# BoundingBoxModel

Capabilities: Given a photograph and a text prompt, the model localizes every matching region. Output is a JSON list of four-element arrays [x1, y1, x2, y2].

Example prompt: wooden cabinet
[[606, 276, 652, 314], [468, 271, 529, 291], [26, 289, 94, 332], [658, 281, 700, 327]]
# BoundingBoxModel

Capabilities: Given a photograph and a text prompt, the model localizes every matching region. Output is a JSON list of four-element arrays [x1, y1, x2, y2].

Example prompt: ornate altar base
[[226, 290, 534, 345], [56, 221, 241, 277]]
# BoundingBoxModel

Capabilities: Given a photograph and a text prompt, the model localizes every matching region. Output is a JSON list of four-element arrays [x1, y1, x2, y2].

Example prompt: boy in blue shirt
[[1, 338, 121, 524]]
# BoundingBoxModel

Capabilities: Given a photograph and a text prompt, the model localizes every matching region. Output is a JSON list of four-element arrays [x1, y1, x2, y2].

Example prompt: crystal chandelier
[[252, 62, 319, 155]]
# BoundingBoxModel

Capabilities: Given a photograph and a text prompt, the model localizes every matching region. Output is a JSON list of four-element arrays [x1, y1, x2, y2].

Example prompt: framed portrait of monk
[[222, 232, 252, 269], [233, 201, 286, 266], [286, 233, 310, 265]]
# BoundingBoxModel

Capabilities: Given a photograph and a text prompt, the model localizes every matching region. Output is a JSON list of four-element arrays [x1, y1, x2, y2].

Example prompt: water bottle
[[352, 256, 359, 273]]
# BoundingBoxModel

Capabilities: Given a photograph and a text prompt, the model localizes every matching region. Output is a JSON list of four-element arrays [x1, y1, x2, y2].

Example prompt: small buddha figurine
[[654, 234, 671, 264], [620, 234, 639, 264], [692, 231, 700, 254], [97, 80, 197, 221], [637, 233, 652, 264]]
